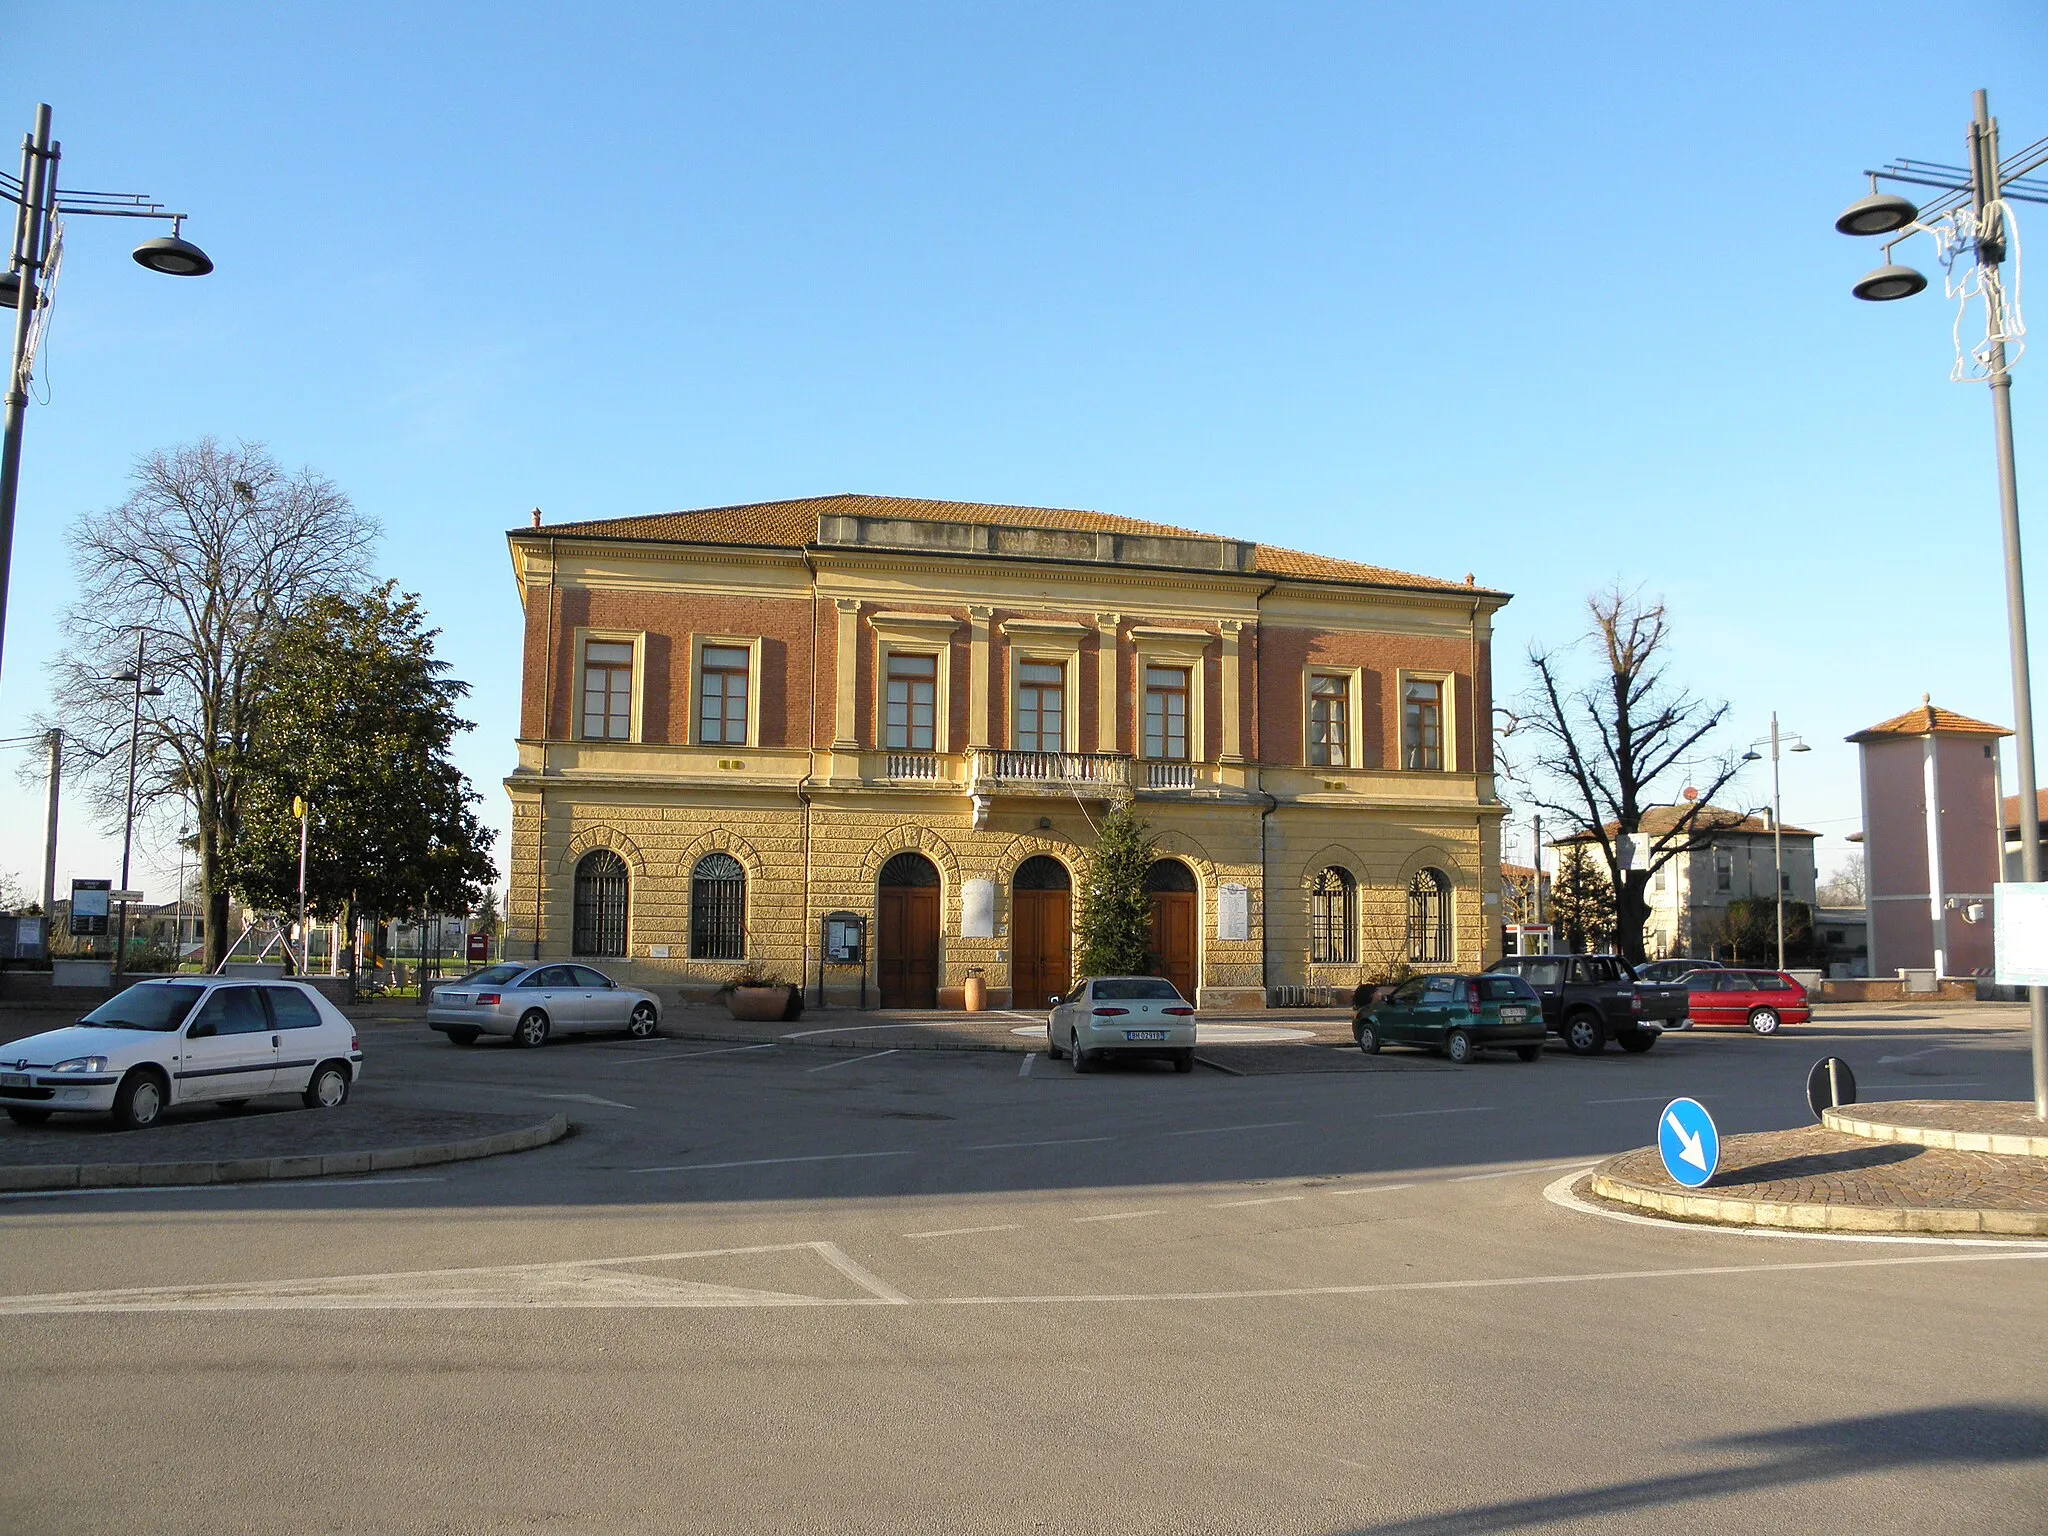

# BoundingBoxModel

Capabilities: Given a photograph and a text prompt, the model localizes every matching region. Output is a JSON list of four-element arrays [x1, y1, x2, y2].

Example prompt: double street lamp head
[[1852, 263, 1930, 302], [1836, 191, 1920, 237]]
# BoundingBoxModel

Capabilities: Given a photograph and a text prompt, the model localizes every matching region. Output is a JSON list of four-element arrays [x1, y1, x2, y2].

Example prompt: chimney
[[530, 507, 542, 528]]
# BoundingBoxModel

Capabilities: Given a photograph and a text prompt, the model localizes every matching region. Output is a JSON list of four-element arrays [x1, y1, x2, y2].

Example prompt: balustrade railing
[[884, 753, 942, 782], [965, 748, 1132, 792], [1144, 761, 1196, 790]]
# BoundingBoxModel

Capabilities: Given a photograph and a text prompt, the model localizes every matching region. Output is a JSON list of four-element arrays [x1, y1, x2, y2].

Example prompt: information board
[[1994, 883, 2048, 986]]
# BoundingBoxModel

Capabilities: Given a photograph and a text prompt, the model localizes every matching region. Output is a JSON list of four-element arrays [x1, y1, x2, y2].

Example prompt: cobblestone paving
[[1832, 1099, 2048, 1143], [1601, 1126, 2048, 1213], [0, 1105, 553, 1168]]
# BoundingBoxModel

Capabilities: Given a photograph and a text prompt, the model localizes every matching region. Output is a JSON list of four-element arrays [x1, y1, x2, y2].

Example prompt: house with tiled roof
[[1850, 696, 2008, 978], [503, 494, 1510, 1006]]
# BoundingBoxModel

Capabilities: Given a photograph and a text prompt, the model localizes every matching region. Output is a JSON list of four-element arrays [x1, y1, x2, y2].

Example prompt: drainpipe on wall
[[1251, 579, 1276, 1006], [802, 551, 821, 1004], [534, 528, 558, 960]]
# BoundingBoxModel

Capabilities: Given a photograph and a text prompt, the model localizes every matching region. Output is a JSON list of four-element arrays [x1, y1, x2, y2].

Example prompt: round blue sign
[[1657, 1096, 1720, 1188]]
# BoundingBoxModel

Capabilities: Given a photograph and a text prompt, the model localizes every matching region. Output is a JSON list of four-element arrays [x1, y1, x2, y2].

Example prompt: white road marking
[[533, 1092, 636, 1110], [783, 1023, 959, 1039], [630, 1150, 915, 1173], [1072, 1209, 1164, 1223], [1019, 1053, 1035, 1077], [903, 1224, 1024, 1240], [1377, 1107, 1496, 1118], [636, 1043, 777, 1062], [1329, 1182, 1418, 1197], [811, 1241, 912, 1304], [1878, 1045, 1949, 1064], [1451, 1162, 1600, 1183], [1586, 1095, 1667, 1105], [0, 1177, 446, 1204], [928, 1248, 2048, 1306], [806, 1049, 899, 1073], [1213, 1195, 1307, 1208], [1165, 1121, 1302, 1136], [965, 1136, 1111, 1151]]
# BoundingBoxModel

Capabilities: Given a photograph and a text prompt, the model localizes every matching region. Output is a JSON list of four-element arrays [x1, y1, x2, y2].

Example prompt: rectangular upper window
[[698, 644, 751, 745], [1016, 661, 1065, 753], [885, 652, 938, 750], [581, 640, 634, 741], [1308, 674, 1350, 768], [1402, 678, 1442, 770], [1143, 666, 1190, 760]]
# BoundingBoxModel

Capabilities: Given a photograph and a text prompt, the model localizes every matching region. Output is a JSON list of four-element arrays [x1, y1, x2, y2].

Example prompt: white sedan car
[[1047, 977, 1197, 1073], [0, 978, 362, 1131]]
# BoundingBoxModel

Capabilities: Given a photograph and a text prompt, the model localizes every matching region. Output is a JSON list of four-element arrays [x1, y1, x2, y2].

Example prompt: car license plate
[[1125, 1030, 1167, 1042], [0, 1072, 29, 1089], [1500, 1007, 1526, 1022]]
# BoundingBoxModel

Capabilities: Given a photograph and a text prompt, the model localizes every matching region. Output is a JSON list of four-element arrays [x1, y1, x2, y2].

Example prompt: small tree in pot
[[717, 963, 803, 1022]]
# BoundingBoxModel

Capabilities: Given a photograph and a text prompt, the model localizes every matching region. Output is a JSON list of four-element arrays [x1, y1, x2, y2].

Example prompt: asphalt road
[[1, 1007, 2043, 1534]]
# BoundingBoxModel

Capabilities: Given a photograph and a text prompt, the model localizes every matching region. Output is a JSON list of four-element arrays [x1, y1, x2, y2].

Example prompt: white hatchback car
[[1047, 977, 1198, 1073], [0, 978, 363, 1131]]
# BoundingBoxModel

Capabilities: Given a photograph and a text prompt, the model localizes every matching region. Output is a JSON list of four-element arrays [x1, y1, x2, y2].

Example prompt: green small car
[[1353, 973, 1547, 1064]]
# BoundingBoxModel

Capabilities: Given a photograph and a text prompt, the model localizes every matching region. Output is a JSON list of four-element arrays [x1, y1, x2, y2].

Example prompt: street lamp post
[[1741, 714, 1811, 971], [1839, 90, 2048, 1117], [0, 101, 211, 702], [293, 796, 310, 977], [108, 633, 162, 980]]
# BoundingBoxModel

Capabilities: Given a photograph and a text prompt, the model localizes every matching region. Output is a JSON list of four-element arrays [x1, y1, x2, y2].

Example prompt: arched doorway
[[1011, 855, 1073, 1009], [877, 852, 941, 1008], [1144, 859, 1199, 1001]]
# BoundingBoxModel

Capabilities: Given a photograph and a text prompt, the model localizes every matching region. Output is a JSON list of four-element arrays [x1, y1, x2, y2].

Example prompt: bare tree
[[1818, 860, 1867, 908], [41, 439, 378, 968], [1519, 588, 1740, 964]]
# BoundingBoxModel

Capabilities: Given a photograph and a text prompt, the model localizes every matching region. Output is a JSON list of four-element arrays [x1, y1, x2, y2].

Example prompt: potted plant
[[719, 963, 801, 1022]]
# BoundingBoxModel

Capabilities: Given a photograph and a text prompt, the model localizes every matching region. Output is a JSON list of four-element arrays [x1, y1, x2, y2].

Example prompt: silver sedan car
[[427, 962, 661, 1047]]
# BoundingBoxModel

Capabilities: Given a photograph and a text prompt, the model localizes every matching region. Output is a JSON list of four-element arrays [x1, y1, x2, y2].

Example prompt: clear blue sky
[[1, 3, 2043, 905]]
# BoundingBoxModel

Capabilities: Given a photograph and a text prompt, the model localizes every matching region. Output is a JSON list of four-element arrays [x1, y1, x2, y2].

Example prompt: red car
[[1679, 968, 1809, 1034]]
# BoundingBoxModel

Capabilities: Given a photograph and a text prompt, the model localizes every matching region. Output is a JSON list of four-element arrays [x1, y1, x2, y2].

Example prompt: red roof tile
[[1848, 698, 2010, 741]]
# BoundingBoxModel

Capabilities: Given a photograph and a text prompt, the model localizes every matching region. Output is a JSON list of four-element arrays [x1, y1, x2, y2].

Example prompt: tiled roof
[[1552, 805, 1820, 843], [1848, 697, 2010, 741], [2003, 789, 2048, 833], [524, 493, 1488, 595]]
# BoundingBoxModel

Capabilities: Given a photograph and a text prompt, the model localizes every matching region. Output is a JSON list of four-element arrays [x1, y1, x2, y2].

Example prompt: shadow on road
[[1339, 1405, 2048, 1534]]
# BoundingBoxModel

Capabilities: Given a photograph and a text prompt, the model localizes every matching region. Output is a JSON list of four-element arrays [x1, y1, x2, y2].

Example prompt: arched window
[[690, 853, 746, 961], [1142, 859, 1197, 893], [573, 850, 629, 958], [1310, 867, 1356, 965], [879, 851, 941, 888], [1013, 855, 1072, 891], [1406, 868, 1451, 964]]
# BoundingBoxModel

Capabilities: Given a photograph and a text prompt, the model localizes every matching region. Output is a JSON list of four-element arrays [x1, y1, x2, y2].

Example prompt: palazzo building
[[503, 494, 1509, 1008]]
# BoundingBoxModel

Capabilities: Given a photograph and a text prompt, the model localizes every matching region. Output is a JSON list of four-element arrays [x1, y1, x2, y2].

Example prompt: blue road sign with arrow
[[1658, 1097, 1720, 1188]]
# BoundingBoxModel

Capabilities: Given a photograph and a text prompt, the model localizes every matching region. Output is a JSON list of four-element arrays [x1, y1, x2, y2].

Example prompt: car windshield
[[1092, 978, 1183, 1001], [78, 981, 206, 1032], [462, 964, 525, 986]]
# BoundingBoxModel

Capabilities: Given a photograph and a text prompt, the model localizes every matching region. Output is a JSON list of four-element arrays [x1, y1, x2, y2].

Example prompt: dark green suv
[[1353, 973, 1547, 1064]]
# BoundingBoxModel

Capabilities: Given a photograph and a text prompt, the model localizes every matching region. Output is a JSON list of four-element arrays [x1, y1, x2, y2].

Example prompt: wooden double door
[[877, 853, 940, 1009], [1011, 855, 1073, 1009], [1145, 859, 1199, 1002]]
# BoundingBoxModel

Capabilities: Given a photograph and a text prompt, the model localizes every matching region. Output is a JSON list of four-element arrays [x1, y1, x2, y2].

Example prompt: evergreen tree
[[1076, 800, 1155, 977], [1551, 845, 1616, 953]]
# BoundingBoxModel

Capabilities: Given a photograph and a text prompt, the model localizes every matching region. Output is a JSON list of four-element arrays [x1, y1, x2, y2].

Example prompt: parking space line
[[1377, 1107, 1496, 1118], [1165, 1121, 1302, 1137], [637, 1044, 778, 1063], [1586, 1096, 1665, 1105], [1329, 1182, 1418, 1197], [806, 1049, 898, 1073], [965, 1136, 1111, 1151], [630, 1150, 914, 1173], [1019, 1053, 1035, 1077], [903, 1224, 1024, 1240], [1072, 1209, 1164, 1223], [1213, 1195, 1306, 1208]]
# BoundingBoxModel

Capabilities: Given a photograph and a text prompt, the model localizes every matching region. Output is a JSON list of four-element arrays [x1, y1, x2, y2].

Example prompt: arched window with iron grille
[[1310, 866, 1356, 965], [1406, 868, 1451, 964], [573, 850, 630, 958], [690, 853, 746, 961]]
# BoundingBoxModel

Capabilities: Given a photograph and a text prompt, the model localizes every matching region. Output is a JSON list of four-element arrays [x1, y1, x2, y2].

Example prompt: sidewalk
[[1582, 1100, 2048, 1236]]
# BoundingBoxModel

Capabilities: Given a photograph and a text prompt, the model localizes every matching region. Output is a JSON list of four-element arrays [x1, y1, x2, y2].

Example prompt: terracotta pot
[[963, 974, 985, 1012], [726, 986, 788, 1022]]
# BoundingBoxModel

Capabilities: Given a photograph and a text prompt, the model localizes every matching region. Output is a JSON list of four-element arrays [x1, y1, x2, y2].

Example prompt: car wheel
[[511, 1009, 550, 1048], [1356, 1022, 1380, 1055], [1071, 1032, 1092, 1073], [112, 1069, 166, 1131], [1174, 1049, 1195, 1074], [1445, 1028, 1475, 1065], [1515, 1044, 1542, 1063], [627, 1003, 660, 1040], [1616, 1028, 1657, 1053], [1749, 1007, 1781, 1036], [303, 1061, 350, 1110], [1046, 1030, 1065, 1061], [4, 1106, 52, 1127], [446, 1027, 480, 1047], [1564, 1012, 1606, 1055]]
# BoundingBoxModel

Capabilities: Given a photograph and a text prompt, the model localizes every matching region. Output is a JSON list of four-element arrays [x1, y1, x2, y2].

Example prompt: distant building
[[2000, 788, 2048, 880], [1849, 697, 2008, 978], [1553, 805, 1820, 960]]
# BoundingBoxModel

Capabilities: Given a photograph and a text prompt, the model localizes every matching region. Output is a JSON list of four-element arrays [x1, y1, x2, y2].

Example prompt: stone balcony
[[966, 748, 1133, 796]]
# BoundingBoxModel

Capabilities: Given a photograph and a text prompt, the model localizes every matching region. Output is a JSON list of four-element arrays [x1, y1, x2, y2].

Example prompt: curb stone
[[1586, 1168, 2048, 1237], [1822, 1105, 2048, 1159], [0, 1114, 569, 1193]]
